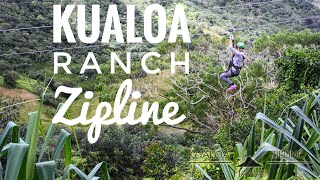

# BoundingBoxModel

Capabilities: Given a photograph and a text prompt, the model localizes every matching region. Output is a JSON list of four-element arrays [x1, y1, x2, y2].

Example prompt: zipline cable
[[0, 0, 283, 32], [236, 15, 320, 31], [0, 0, 282, 5], [0, 14, 319, 57], [0, 1, 49, 4], [211, 0, 282, 9], [0, 17, 144, 32], [0, 25, 53, 32]]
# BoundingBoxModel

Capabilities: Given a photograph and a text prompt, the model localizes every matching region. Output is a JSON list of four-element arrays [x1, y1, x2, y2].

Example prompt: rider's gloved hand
[[229, 35, 234, 40]]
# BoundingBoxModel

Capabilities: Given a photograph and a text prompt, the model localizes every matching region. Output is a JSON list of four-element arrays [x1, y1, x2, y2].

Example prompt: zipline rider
[[220, 34, 246, 93]]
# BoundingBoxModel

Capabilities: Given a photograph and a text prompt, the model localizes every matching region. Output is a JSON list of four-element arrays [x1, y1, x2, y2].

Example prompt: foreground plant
[[0, 103, 110, 180], [195, 91, 320, 179]]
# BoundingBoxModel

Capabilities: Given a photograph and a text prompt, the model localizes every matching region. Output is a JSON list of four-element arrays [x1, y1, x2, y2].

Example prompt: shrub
[[76, 124, 188, 179], [2, 70, 18, 88], [52, 81, 62, 91], [44, 92, 59, 106], [78, 125, 147, 179], [253, 30, 320, 55], [29, 71, 45, 81], [142, 141, 168, 178], [275, 48, 320, 92], [0, 98, 20, 131], [142, 141, 186, 179], [0, 61, 13, 72], [62, 80, 76, 87], [34, 85, 44, 96]]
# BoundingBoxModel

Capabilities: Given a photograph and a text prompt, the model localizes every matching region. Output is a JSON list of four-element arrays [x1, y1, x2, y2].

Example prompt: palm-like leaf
[[25, 111, 41, 180], [0, 122, 19, 151], [4, 143, 29, 180], [38, 103, 63, 162], [216, 92, 320, 179], [194, 164, 213, 180], [0, 112, 110, 179], [35, 161, 56, 180]]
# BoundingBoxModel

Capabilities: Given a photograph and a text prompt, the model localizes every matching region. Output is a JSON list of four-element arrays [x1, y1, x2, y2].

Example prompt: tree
[[2, 70, 18, 88], [0, 61, 13, 72], [275, 48, 320, 92]]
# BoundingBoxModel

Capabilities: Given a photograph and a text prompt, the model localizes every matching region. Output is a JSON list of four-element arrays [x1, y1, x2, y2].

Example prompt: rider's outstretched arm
[[229, 36, 234, 48], [230, 46, 242, 55], [228, 35, 241, 55], [229, 36, 243, 56]]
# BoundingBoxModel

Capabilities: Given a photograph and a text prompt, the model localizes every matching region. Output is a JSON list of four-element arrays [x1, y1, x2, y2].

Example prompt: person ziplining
[[220, 34, 246, 93]]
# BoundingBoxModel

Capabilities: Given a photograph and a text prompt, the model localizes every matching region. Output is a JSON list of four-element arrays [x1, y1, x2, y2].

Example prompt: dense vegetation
[[0, 0, 320, 179], [276, 48, 320, 92], [0, 108, 110, 179]]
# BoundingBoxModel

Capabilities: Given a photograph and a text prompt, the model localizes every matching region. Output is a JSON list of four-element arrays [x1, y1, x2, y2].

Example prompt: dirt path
[[0, 87, 38, 100], [160, 126, 186, 135]]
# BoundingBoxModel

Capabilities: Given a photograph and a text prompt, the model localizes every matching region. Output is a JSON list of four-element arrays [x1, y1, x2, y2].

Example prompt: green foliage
[[2, 70, 18, 88], [142, 141, 185, 179], [78, 125, 148, 179], [162, 57, 266, 131], [186, 148, 222, 180], [0, 98, 20, 131], [34, 85, 44, 96], [253, 30, 320, 54], [256, 87, 306, 120], [28, 71, 45, 82], [0, 100, 110, 179], [275, 48, 320, 92], [0, 61, 13, 72], [0, 76, 3, 86], [0, 0, 319, 86], [16, 76, 38, 92], [213, 116, 256, 151], [43, 93, 60, 106], [0, 121, 109, 179], [196, 91, 320, 179], [75, 124, 191, 179], [142, 141, 169, 178]]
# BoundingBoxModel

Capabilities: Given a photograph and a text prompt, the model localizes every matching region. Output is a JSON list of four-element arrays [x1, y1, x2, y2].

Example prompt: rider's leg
[[220, 69, 233, 85], [220, 68, 239, 92]]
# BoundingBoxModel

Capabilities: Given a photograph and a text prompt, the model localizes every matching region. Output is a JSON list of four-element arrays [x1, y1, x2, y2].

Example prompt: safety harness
[[228, 54, 244, 77], [227, 39, 245, 76]]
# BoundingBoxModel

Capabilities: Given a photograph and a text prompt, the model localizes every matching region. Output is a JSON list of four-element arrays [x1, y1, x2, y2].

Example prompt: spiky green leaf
[[4, 143, 29, 180], [36, 161, 56, 180]]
